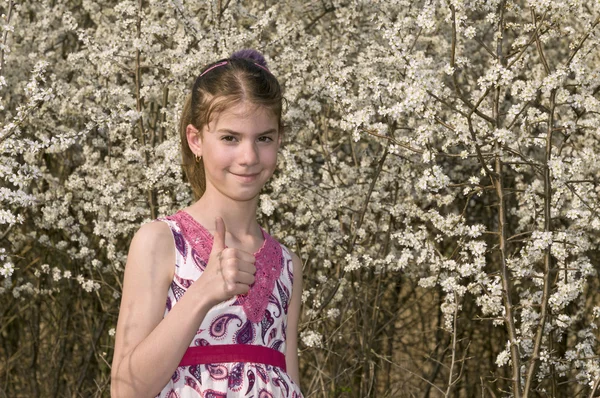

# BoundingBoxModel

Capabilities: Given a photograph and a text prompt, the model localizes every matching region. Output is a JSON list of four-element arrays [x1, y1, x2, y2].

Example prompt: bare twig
[[135, 0, 156, 219], [566, 16, 600, 66], [522, 87, 557, 398], [444, 293, 460, 397], [0, 0, 13, 74], [531, 8, 551, 76], [588, 375, 600, 398], [316, 145, 389, 313], [370, 349, 447, 396]]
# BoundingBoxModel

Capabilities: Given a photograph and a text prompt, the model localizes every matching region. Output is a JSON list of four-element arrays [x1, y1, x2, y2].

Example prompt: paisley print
[[281, 320, 287, 341], [206, 364, 228, 380], [191, 248, 206, 271], [174, 274, 194, 289], [260, 309, 275, 344], [155, 213, 303, 398], [273, 367, 290, 396], [286, 257, 294, 285], [228, 362, 244, 391], [270, 340, 284, 352], [172, 229, 187, 259], [193, 337, 209, 346], [246, 369, 256, 395], [269, 328, 278, 344], [189, 365, 202, 382], [259, 390, 274, 398], [235, 320, 255, 344], [276, 280, 290, 314], [210, 314, 242, 340], [204, 390, 227, 398], [171, 281, 186, 301], [165, 389, 180, 398], [171, 369, 180, 383], [267, 293, 282, 317], [185, 376, 202, 394], [255, 365, 268, 383]]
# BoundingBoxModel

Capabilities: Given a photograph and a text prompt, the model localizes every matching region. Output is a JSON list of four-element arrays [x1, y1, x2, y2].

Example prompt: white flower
[[344, 254, 361, 272], [301, 330, 323, 348], [496, 349, 510, 367], [0, 262, 14, 278]]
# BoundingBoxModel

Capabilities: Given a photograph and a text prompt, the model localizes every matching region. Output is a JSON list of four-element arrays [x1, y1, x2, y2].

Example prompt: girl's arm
[[111, 218, 255, 397], [285, 251, 304, 386]]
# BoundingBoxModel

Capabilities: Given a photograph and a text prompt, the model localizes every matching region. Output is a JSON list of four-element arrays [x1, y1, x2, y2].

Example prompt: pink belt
[[179, 344, 287, 371]]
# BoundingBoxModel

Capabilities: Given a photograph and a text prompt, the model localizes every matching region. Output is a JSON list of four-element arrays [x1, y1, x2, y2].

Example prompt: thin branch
[[0, 0, 13, 74], [370, 349, 447, 396], [135, 0, 156, 220], [507, 10, 548, 69], [567, 16, 600, 66], [316, 146, 389, 313], [365, 129, 423, 154], [531, 8, 551, 75], [523, 87, 557, 398], [444, 293, 460, 397]]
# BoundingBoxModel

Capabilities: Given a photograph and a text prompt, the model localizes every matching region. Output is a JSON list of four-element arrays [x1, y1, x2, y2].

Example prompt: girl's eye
[[258, 136, 273, 142], [221, 136, 237, 142]]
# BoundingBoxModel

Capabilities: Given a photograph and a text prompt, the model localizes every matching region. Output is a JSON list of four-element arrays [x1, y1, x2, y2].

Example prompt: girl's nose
[[240, 142, 259, 166]]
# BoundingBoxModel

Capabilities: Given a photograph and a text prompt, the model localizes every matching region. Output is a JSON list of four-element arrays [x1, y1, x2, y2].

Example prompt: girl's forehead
[[210, 102, 279, 132]]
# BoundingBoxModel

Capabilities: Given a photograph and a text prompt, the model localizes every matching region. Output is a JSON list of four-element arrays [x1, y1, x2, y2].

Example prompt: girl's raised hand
[[199, 217, 256, 306]]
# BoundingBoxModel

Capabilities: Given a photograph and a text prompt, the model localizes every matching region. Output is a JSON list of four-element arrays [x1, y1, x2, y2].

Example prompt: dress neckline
[[165, 210, 283, 323], [178, 210, 268, 257]]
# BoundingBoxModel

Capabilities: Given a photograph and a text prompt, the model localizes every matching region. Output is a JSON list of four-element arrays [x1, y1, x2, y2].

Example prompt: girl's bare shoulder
[[125, 220, 176, 278]]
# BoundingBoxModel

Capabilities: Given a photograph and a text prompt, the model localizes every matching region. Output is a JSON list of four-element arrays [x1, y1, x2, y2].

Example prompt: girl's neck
[[185, 189, 261, 238]]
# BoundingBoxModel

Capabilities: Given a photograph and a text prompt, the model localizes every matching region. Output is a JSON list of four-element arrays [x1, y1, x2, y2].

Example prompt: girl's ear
[[186, 124, 202, 156]]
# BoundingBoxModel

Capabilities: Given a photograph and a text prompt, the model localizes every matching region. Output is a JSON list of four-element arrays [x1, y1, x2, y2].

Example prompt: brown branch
[[531, 8, 551, 75], [444, 293, 460, 397], [588, 376, 600, 398], [523, 87, 557, 398], [448, 6, 496, 126], [507, 10, 549, 69], [365, 130, 423, 154], [305, 5, 336, 32], [135, 0, 156, 220], [566, 16, 600, 67], [490, 2, 523, 396], [0, 0, 13, 74], [316, 146, 389, 313], [564, 181, 600, 219]]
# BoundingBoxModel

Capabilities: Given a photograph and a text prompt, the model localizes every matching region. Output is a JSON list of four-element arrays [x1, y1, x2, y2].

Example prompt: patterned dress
[[155, 211, 303, 398]]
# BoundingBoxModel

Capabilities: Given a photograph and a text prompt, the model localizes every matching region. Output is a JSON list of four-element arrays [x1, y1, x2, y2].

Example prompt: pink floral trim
[[168, 211, 282, 323]]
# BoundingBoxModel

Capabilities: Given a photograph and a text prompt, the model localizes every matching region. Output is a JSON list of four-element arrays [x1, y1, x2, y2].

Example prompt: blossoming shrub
[[1, 0, 599, 396]]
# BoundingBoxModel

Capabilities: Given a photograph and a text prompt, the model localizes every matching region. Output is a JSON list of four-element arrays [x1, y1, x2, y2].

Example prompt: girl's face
[[191, 101, 281, 202]]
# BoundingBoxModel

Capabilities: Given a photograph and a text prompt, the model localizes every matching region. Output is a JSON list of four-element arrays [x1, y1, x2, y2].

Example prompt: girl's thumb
[[212, 217, 226, 253]]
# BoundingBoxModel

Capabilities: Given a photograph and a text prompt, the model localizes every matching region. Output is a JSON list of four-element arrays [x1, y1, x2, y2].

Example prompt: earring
[[195, 154, 202, 163]]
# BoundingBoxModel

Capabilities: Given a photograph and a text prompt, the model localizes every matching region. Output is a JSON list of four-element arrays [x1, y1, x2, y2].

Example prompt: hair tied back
[[230, 49, 269, 71]]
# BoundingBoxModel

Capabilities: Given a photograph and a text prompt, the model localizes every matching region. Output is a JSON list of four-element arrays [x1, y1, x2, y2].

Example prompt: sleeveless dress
[[155, 210, 303, 398]]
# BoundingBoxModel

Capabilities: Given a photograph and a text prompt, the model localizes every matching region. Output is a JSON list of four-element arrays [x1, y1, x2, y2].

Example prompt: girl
[[111, 49, 304, 398]]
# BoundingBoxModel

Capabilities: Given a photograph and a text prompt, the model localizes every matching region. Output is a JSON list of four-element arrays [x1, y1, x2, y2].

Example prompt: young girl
[[111, 49, 304, 398]]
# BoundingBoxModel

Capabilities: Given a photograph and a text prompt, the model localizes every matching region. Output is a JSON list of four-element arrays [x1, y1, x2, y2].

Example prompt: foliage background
[[1, 0, 600, 397]]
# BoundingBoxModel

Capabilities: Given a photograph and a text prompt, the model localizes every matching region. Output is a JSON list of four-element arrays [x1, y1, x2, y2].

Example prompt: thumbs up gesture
[[199, 217, 256, 306]]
